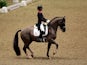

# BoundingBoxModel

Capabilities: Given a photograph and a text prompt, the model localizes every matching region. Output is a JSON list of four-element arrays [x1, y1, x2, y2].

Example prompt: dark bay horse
[[13, 16, 66, 58]]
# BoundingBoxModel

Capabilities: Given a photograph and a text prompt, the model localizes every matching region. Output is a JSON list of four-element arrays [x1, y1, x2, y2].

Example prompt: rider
[[37, 5, 50, 38]]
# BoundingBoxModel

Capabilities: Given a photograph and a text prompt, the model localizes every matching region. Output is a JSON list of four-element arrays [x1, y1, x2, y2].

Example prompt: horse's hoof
[[26, 55, 33, 59], [47, 57, 51, 59], [53, 51, 57, 55], [31, 54, 34, 58], [53, 52, 56, 55]]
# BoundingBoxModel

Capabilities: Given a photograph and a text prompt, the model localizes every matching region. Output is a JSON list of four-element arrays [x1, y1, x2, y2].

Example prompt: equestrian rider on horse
[[37, 5, 50, 39]]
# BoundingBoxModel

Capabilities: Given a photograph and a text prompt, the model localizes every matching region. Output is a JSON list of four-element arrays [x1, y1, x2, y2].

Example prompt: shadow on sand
[[15, 56, 80, 60], [33, 56, 80, 60]]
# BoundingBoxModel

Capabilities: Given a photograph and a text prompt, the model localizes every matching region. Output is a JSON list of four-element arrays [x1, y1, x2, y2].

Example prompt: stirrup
[[41, 31, 45, 34], [36, 38, 43, 42], [42, 38, 46, 42]]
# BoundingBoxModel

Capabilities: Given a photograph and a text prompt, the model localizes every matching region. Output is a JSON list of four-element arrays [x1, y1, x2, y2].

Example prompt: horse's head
[[59, 16, 66, 32], [49, 16, 66, 32]]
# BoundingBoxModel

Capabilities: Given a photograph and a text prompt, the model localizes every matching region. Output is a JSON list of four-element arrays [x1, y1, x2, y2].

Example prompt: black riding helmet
[[37, 5, 43, 11]]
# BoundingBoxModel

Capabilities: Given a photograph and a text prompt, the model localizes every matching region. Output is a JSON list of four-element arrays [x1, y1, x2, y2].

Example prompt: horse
[[13, 16, 66, 58]]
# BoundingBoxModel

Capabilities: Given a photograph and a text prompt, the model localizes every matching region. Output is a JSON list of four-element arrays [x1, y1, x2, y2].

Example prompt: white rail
[[0, 0, 32, 13]]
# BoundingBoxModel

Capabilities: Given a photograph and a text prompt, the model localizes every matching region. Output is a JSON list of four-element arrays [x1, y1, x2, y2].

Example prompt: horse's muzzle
[[62, 26, 66, 32]]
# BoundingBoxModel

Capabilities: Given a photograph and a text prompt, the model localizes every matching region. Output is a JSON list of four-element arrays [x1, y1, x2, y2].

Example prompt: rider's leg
[[36, 23, 43, 38]]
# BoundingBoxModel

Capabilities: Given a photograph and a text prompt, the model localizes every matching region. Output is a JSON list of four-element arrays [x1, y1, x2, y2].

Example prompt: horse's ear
[[63, 16, 65, 22], [64, 16, 65, 18]]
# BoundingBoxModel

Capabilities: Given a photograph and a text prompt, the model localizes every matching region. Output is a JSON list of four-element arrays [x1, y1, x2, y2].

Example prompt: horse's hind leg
[[23, 44, 33, 59], [22, 38, 33, 59], [27, 46, 34, 57], [23, 45, 29, 57], [23, 45, 27, 54]]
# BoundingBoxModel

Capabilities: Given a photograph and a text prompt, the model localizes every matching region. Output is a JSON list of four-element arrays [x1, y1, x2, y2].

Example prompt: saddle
[[33, 19, 50, 42], [33, 23, 48, 37]]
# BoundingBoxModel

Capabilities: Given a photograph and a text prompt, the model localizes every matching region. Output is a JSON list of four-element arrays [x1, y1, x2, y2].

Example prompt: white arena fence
[[0, 0, 32, 13]]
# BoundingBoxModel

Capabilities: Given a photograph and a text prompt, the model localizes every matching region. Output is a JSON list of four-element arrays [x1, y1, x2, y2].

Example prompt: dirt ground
[[0, 0, 87, 65]]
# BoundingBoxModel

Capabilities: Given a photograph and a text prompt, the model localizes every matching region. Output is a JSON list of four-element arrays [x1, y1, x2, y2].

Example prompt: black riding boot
[[39, 30, 43, 39], [36, 23, 45, 42]]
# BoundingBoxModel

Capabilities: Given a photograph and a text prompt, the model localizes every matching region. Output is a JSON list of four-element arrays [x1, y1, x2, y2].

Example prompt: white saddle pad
[[33, 25, 40, 36], [33, 24, 48, 37]]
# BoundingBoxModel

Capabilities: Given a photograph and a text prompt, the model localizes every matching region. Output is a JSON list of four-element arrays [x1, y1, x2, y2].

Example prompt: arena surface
[[0, 0, 87, 65]]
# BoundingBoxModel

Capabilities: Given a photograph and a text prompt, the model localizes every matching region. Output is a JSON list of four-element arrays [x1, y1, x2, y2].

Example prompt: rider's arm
[[38, 13, 47, 22]]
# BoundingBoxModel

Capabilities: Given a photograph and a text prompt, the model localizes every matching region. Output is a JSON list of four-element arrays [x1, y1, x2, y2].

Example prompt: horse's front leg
[[47, 42, 52, 58], [51, 39, 58, 55]]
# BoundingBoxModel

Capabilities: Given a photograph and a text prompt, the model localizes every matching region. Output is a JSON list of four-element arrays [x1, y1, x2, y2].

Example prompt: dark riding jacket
[[37, 12, 47, 24], [37, 12, 47, 30]]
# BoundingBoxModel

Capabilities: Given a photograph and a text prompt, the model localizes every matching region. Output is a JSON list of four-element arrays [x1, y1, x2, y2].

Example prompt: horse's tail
[[13, 30, 21, 56]]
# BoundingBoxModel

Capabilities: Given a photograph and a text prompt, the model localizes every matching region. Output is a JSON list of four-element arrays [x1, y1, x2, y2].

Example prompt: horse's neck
[[50, 22, 58, 34], [49, 18, 59, 34]]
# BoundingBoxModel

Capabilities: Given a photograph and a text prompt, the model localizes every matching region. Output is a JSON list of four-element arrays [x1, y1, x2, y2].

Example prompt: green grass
[[6, 0, 12, 5]]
